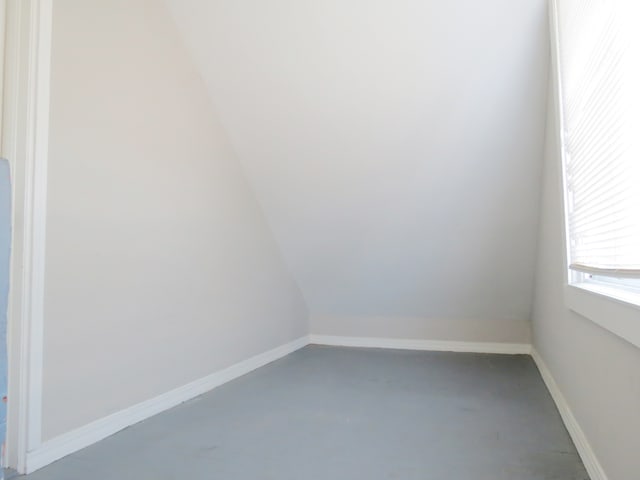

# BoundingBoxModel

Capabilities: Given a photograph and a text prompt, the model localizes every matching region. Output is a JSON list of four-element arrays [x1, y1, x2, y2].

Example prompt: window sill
[[565, 283, 640, 349]]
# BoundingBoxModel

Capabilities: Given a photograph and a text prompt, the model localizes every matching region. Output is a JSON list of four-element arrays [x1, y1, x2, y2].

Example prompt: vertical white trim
[[2, 0, 52, 473], [0, 5, 6, 465], [0, 1, 6, 150], [23, 0, 51, 456], [547, 0, 572, 290]]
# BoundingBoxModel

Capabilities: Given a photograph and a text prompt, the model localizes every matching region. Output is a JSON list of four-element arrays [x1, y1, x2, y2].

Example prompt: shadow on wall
[[0, 159, 11, 469]]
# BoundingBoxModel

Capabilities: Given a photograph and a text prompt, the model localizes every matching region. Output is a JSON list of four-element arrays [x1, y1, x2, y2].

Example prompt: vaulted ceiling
[[164, 0, 549, 322]]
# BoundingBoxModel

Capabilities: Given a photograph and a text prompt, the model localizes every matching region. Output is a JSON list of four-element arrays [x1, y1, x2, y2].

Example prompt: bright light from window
[[556, 0, 640, 299]]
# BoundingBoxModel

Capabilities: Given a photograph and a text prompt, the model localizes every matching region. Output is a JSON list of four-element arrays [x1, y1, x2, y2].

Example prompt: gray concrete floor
[[5, 469, 19, 480], [20, 346, 589, 480]]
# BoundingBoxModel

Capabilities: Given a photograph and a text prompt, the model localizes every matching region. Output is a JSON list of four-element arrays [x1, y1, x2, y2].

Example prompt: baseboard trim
[[24, 336, 310, 474], [23, 336, 605, 480], [309, 334, 532, 355], [531, 348, 607, 480]]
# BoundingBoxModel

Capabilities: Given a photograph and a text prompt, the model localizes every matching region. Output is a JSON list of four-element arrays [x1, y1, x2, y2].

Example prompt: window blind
[[555, 0, 640, 278]]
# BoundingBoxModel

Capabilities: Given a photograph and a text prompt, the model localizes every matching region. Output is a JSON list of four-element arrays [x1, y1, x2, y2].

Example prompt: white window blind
[[555, 0, 640, 278]]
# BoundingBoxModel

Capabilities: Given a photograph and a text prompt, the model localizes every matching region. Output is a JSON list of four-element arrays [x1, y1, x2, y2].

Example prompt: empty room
[[0, 0, 638, 479]]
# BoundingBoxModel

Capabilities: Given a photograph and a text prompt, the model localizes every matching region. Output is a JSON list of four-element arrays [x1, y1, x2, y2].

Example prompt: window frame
[[549, 0, 640, 349]]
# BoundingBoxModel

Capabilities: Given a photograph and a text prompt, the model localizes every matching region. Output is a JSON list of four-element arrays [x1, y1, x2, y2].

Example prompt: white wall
[[532, 73, 640, 480], [165, 0, 549, 343], [42, 0, 307, 441]]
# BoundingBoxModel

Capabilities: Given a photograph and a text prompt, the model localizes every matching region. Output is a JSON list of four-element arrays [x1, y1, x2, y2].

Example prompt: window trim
[[565, 284, 640, 348], [549, 0, 640, 349]]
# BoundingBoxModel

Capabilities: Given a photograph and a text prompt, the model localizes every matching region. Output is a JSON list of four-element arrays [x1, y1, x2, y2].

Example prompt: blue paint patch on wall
[[0, 159, 12, 449]]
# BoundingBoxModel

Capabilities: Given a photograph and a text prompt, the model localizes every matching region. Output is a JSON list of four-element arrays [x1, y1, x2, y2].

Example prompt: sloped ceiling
[[165, 0, 549, 323]]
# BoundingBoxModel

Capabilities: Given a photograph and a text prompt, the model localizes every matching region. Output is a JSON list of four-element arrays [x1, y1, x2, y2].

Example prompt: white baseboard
[[24, 336, 310, 474], [531, 348, 607, 480], [309, 334, 532, 355], [23, 336, 604, 480]]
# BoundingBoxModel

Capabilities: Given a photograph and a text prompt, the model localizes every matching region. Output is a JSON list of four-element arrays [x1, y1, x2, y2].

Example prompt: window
[[552, 0, 640, 347], [555, 0, 640, 303]]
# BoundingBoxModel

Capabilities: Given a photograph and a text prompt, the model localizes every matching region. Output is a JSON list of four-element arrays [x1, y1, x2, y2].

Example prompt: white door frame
[[1, 0, 52, 473], [0, 1, 6, 143]]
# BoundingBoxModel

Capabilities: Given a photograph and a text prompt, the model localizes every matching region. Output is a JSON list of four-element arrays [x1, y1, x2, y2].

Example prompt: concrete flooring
[[21, 346, 589, 480]]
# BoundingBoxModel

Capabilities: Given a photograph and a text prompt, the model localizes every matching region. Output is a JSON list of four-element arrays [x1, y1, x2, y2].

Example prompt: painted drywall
[[165, 0, 549, 342], [0, 159, 11, 447], [531, 72, 640, 480], [309, 315, 531, 344], [42, 0, 307, 441]]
